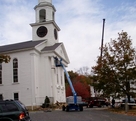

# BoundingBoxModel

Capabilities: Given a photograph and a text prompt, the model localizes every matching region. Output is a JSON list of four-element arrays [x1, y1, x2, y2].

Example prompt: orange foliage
[[66, 81, 90, 99]]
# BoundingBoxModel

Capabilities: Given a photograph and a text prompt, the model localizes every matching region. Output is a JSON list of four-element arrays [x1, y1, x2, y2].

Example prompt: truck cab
[[84, 97, 108, 108]]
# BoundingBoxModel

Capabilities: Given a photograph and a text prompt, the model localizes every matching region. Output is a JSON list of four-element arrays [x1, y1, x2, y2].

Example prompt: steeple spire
[[38, 0, 52, 4]]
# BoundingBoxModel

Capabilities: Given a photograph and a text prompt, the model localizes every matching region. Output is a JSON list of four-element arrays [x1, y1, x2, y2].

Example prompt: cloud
[[0, 0, 136, 72], [55, 0, 136, 71], [0, 0, 35, 45], [3, 0, 18, 3]]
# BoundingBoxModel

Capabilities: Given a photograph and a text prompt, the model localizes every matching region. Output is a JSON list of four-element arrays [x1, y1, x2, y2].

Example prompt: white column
[[51, 56, 55, 103], [30, 53, 36, 110]]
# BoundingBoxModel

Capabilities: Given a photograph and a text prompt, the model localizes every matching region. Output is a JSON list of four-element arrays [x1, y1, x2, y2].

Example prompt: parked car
[[0, 100, 31, 121], [122, 98, 135, 103], [121, 98, 136, 108]]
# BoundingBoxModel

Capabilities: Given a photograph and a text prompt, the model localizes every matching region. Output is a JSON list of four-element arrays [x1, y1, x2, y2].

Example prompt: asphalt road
[[30, 108, 136, 121]]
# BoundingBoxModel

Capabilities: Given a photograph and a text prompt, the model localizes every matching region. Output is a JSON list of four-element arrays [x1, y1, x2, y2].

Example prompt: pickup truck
[[83, 97, 109, 108]]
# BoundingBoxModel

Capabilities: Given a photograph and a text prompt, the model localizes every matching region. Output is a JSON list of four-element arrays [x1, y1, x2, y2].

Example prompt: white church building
[[0, 0, 70, 109]]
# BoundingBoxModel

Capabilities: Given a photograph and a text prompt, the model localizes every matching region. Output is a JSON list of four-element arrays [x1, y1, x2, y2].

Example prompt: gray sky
[[0, 0, 136, 71]]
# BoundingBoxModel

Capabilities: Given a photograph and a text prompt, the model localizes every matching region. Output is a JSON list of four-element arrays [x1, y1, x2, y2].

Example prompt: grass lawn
[[108, 106, 136, 116]]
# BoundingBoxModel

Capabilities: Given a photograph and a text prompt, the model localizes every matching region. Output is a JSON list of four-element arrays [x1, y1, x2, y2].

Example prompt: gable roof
[[0, 41, 69, 63], [41, 43, 62, 51], [0, 40, 63, 54], [42, 42, 70, 64], [0, 40, 45, 53]]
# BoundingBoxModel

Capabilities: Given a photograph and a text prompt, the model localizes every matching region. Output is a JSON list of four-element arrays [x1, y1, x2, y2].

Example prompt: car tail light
[[19, 112, 25, 120]]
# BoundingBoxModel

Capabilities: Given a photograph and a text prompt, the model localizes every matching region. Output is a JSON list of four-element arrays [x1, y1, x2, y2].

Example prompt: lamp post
[[100, 19, 105, 60]]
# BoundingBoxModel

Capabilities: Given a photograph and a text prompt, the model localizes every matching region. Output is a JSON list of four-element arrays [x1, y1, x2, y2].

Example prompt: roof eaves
[[35, 40, 47, 48], [0, 40, 45, 53], [0, 47, 34, 54], [41, 43, 62, 52]]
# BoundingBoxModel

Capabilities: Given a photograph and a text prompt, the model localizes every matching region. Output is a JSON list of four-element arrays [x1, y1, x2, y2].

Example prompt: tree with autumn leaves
[[65, 71, 92, 99], [0, 54, 10, 63], [92, 31, 136, 102]]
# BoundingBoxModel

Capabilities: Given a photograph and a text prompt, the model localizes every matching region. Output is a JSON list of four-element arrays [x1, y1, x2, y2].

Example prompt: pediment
[[41, 43, 70, 64], [54, 43, 70, 64]]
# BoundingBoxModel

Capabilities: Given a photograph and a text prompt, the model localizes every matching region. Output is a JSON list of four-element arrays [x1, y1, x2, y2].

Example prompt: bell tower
[[38, 0, 52, 3], [30, 0, 60, 45]]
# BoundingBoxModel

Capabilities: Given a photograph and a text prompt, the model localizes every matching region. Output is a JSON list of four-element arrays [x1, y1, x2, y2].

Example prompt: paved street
[[30, 108, 136, 121]]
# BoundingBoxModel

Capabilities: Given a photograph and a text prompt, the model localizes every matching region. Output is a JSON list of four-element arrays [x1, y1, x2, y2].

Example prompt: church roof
[[41, 43, 62, 51], [0, 40, 63, 55], [0, 40, 45, 53]]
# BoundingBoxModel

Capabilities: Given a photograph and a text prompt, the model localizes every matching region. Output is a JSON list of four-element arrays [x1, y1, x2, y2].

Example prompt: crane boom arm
[[54, 57, 77, 104]]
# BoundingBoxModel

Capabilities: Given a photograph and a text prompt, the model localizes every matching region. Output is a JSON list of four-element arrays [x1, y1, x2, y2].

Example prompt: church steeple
[[35, 0, 54, 23], [38, 0, 52, 4], [30, 0, 60, 45]]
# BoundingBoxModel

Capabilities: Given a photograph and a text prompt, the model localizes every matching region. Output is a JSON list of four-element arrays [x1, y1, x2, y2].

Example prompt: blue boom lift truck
[[54, 57, 83, 112]]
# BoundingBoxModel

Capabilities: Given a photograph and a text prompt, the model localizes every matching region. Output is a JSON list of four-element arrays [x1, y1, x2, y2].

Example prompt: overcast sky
[[0, 0, 136, 72]]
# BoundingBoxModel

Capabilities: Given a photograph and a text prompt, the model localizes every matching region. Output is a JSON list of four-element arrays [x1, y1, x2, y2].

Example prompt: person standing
[[112, 98, 115, 108]]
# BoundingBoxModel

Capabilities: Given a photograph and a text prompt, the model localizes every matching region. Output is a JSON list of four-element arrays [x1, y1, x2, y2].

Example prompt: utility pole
[[100, 19, 105, 60]]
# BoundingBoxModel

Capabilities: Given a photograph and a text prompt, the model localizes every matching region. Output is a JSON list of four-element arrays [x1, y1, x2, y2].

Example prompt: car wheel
[[62, 105, 65, 111], [66, 106, 69, 112], [79, 105, 83, 111]]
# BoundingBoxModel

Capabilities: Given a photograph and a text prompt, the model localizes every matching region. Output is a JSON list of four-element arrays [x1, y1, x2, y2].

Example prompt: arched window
[[13, 58, 18, 83], [0, 94, 3, 100], [52, 12, 54, 20], [39, 9, 46, 22], [0, 63, 2, 84]]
